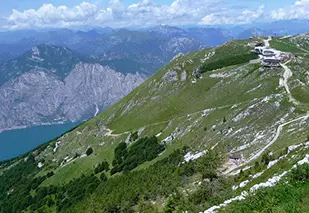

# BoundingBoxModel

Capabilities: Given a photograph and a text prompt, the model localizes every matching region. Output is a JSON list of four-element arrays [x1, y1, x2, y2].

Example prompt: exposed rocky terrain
[[0, 45, 144, 132]]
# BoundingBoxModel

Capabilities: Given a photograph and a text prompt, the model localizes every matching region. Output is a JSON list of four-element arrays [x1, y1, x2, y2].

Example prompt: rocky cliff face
[[0, 63, 144, 131]]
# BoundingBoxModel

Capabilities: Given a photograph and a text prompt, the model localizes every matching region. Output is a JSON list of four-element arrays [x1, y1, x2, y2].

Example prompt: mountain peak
[[0, 45, 96, 84], [149, 25, 186, 37]]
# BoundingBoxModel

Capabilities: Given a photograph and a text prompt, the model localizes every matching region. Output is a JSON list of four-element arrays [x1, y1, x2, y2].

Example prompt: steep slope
[[0, 45, 144, 132], [0, 44, 95, 85], [1, 36, 309, 213]]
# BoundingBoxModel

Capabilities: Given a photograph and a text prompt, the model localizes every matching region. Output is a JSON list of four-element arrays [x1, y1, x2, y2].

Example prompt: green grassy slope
[[1, 36, 309, 213]]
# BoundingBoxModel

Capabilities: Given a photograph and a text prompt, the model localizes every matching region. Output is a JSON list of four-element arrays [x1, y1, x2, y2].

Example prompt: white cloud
[[295, 0, 309, 6], [6, 2, 100, 29], [2, 0, 226, 29], [2, 0, 308, 30], [271, 0, 309, 20], [199, 5, 264, 25]]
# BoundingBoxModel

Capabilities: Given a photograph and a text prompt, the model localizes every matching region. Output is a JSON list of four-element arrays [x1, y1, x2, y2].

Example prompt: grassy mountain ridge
[[1, 35, 309, 212]]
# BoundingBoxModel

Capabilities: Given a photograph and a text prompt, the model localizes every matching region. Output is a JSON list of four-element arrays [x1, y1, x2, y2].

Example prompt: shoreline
[[0, 121, 68, 134]]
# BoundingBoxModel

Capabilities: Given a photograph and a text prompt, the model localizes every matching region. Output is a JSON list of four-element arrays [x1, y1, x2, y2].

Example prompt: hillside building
[[228, 153, 243, 160], [262, 56, 281, 67]]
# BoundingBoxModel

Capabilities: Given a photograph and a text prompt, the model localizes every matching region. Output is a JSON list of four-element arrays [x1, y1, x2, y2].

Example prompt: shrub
[[130, 131, 138, 142], [290, 164, 309, 182], [86, 147, 93, 156], [94, 161, 110, 174], [197, 150, 221, 181], [100, 173, 108, 182], [46, 171, 54, 178], [261, 151, 273, 165]]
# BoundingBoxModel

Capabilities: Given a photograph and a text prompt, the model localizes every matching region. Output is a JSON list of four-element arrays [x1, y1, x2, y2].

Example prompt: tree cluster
[[110, 136, 165, 175], [200, 53, 259, 73], [94, 161, 110, 174]]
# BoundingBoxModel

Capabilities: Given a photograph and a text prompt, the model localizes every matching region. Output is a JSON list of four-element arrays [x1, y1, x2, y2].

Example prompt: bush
[[290, 164, 309, 182], [130, 131, 138, 142], [163, 197, 177, 213], [94, 161, 110, 174], [86, 147, 93, 156], [100, 173, 108, 182], [196, 150, 221, 181], [46, 171, 54, 178], [261, 151, 273, 166]]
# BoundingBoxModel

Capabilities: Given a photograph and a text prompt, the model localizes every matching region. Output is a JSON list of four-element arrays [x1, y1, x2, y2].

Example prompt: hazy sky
[[0, 0, 306, 30]]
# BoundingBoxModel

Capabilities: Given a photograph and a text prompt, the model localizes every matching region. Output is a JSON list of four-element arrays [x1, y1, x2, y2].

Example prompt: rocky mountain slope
[[0, 45, 144, 132], [1, 35, 309, 213]]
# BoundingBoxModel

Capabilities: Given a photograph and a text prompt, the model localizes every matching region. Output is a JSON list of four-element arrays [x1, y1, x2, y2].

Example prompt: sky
[[0, 0, 308, 30]]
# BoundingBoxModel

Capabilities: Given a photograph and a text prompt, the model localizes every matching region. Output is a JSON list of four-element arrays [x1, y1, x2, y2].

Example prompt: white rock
[[184, 151, 207, 162], [252, 171, 264, 179], [53, 141, 61, 153], [267, 159, 279, 169], [181, 71, 187, 81], [156, 132, 162, 137], [288, 144, 302, 153], [239, 180, 249, 188], [250, 171, 288, 193]]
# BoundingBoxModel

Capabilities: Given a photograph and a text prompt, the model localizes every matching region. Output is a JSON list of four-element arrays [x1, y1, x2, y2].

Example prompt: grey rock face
[[0, 63, 144, 131]]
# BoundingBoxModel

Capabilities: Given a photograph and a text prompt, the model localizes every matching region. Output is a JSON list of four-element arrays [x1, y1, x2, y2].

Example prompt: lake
[[0, 122, 79, 161]]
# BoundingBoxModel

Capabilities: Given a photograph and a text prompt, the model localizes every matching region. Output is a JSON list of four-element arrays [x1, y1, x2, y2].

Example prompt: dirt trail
[[264, 36, 272, 48], [224, 112, 309, 175], [104, 128, 124, 137], [249, 113, 309, 162], [224, 113, 309, 175], [280, 61, 300, 105]]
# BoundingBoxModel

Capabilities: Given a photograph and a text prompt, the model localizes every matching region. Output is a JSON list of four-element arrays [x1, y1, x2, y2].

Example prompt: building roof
[[255, 42, 264, 47], [228, 153, 242, 160], [263, 55, 281, 61]]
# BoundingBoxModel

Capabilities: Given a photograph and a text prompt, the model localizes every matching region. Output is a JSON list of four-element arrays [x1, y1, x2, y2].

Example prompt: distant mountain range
[[0, 45, 144, 132], [1, 21, 308, 131], [0, 26, 227, 74], [1, 20, 308, 64]]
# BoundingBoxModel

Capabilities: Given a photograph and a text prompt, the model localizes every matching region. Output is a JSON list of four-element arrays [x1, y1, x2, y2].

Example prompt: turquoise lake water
[[0, 122, 79, 161]]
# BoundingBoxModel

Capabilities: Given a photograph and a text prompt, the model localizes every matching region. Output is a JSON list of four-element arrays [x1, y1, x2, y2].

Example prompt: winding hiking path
[[264, 37, 299, 105], [224, 113, 309, 175], [249, 113, 309, 162], [280, 61, 300, 105], [280, 61, 292, 94]]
